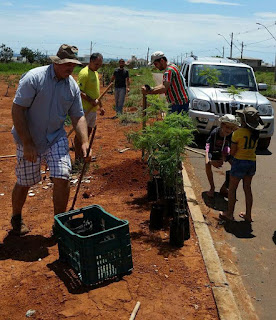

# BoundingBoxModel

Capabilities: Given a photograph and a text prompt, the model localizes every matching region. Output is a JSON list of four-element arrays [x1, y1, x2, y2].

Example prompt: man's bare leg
[[11, 183, 30, 235], [52, 178, 70, 215], [12, 183, 30, 216]]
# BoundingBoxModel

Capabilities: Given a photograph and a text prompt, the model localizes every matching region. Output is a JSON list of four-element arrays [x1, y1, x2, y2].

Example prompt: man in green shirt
[[75, 53, 105, 162]]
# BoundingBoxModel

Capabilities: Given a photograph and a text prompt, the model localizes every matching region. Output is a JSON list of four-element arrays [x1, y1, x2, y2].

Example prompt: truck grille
[[214, 102, 253, 115]]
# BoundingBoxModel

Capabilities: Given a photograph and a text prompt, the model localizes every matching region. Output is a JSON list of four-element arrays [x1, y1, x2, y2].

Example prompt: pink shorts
[[15, 137, 71, 186]]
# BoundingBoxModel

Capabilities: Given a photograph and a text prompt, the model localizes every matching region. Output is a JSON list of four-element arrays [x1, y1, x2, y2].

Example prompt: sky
[[0, 0, 276, 64]]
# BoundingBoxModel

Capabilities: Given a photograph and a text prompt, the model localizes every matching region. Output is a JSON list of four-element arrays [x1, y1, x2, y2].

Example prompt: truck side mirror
[[258, 83, 267, 91]]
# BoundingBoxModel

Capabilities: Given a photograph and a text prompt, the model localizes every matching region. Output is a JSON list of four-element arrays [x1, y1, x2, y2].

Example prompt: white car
[[181, 56, 274, 149]]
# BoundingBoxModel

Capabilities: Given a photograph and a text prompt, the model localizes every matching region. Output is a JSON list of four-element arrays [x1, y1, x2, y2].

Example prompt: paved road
[[187, 102, 276, 320], [153, 73, 276, 319]]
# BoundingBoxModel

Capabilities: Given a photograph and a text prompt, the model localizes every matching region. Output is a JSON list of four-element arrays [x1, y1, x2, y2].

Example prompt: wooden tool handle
[[67, 82, 113, 138], [70, 126, 97, 211]]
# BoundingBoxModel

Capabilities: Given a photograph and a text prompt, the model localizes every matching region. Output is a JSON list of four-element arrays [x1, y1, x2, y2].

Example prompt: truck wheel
[[257, 137, 271, 150]]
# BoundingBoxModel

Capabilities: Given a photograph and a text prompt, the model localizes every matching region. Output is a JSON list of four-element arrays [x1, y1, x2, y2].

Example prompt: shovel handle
[[70, 126, 97, 211]]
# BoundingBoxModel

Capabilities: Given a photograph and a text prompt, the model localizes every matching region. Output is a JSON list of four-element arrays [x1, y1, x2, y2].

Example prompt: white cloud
[[188, 0, 242, 5], [1, 2, 13, 6], [255, 12, 276, 19], [0, 3, 274, 62]]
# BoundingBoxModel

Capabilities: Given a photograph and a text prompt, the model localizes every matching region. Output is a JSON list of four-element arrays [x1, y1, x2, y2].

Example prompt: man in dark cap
[[10, 44, 90, 235]]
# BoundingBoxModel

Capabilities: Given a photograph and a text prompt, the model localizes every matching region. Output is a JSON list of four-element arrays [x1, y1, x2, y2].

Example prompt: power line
[[246, 36, 276, 46], [236, 22, 276, 36]]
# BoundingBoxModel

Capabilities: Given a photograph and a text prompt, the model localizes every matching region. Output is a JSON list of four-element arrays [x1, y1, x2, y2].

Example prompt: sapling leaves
[[227, 85, 244, 100], [128, 112, 196, 185]]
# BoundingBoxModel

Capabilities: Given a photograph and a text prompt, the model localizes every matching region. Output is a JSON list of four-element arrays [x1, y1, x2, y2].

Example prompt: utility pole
[[146, 47, 150, 66], [223, 46, 224, 58], [230, 32, 233, 59], [241, 42, 244, 60], [90, 41, 92, 56]]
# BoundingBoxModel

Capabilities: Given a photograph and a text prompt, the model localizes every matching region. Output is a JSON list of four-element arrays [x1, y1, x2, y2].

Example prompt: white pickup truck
[[181, 56, 274, 149]]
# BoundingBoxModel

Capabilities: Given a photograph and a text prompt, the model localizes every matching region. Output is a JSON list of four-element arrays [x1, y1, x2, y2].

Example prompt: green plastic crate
[[54, 205, 133, 285]]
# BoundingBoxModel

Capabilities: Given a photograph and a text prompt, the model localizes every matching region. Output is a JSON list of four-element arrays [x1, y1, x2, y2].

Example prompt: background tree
[[20, 47, 35, 63], [0, 44, 13, 62], [34, 50, 49, 65]]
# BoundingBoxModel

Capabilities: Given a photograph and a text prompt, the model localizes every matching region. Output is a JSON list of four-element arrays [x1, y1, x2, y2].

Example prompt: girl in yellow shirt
[[220, 107, 264, 222]]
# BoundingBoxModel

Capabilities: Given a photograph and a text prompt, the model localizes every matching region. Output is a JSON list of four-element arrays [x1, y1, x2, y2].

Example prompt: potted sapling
[[148, 113, 195, 235], [128, 112, 195, 232], [150, 113, 194, 245]]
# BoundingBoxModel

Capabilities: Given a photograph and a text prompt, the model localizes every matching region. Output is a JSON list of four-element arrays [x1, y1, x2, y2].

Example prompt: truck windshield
[[190, 64, 257, 91]]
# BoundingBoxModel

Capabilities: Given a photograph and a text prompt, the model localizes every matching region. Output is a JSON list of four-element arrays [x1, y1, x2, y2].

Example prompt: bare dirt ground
[[0, 77, 219, 320]]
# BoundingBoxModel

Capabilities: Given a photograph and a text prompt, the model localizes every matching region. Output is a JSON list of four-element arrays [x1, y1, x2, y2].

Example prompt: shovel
[[70, 126, 97, 211]]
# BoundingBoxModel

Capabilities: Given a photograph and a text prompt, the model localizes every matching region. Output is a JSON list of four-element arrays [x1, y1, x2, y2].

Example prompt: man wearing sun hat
[[141, 51, 189, 113], [10, 44, 91, 235]]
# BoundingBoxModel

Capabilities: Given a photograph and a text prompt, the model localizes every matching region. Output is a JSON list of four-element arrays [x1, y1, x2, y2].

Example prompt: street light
[[256, 22, 276, 82], [256, 22, 276, 42]]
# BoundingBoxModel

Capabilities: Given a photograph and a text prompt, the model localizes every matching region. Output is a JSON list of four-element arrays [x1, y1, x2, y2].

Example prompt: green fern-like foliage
[[145, 95, 168, 119], [127, 112, 196, 186], [227, 85, 243, 100]]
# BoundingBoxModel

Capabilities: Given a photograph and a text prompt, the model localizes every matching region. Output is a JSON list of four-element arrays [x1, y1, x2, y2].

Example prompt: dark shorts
[[230, 158, 256, 179], [169, 103, 189, 114]]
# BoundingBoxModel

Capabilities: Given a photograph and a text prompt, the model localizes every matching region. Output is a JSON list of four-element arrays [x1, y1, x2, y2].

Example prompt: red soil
[[0, 77, 219, 320]]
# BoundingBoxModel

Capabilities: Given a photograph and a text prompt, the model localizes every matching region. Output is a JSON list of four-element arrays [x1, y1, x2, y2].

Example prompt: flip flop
[[239, 213, 253, 222], [219, 212, 234, 222], [207, 190, 215, 198], [219, 188, 228, 198]]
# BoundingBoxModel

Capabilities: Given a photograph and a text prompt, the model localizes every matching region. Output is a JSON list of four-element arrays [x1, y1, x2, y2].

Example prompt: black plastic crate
[[53, 205, 133, 285]]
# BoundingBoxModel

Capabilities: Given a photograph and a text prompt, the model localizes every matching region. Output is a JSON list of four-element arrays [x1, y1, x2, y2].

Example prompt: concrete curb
[[182, 165, 242, 320]]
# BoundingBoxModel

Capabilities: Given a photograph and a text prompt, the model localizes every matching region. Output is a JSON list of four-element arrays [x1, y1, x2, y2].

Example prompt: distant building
[[126, 55, 147, 67], [11, 55, 27, 63], [231, 57, 263, 68], [78, 55, 90, 64]]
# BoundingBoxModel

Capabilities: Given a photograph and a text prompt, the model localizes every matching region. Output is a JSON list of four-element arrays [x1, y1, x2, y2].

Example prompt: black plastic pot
[[183, 214, 190, 241], [147, 176, 164, 201], [169, 216, 185, 247], [150, 203, 164, 229], [164, 185, 176, 198], [163, 196, 175, 217]]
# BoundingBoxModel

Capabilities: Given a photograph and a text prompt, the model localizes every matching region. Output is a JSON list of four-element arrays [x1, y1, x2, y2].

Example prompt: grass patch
[[119, 67, 167, 124], [255, 71, 276, 98], [0, 62, 42, 75]]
